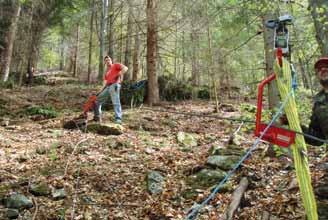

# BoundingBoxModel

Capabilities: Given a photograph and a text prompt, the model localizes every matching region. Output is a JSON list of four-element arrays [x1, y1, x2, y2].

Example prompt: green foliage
[[32, 76, 47, 85], [158, 75, 193, 101], [25, 105, 58, 118], [0, 79, 15, 89], [272, 145, 289, 158], [197, 87, 210, 99], [239, 103, 271, 132], [120, 81, 146, 106], [39, 46, 60, 70], [295, 88, 313, 125], [48, 142, 60, 161], [49, 148, 58, 161]]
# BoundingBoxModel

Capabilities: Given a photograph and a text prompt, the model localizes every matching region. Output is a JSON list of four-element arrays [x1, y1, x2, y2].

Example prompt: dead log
[[222, 177, 249, 220]]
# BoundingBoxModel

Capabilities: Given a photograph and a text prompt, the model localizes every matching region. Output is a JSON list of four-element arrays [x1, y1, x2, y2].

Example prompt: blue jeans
[[94, 83, 122, 120]]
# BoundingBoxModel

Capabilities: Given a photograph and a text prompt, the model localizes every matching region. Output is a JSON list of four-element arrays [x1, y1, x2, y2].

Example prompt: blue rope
[[185, 88, 295, 220], [291, 64, 297, 90]]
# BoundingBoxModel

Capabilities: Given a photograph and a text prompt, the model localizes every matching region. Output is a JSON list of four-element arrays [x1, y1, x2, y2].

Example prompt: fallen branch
[[222, 177, 249, 220], [64, 138, 89, 177], [79, 202, 141, 207], [32, 197, 38, 220]]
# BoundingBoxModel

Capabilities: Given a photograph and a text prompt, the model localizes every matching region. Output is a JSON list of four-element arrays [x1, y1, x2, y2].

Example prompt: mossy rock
[[186, 169, 226, 189], [209, 145, 245, 156], [4, 194, 33, 209], [29, 182, 51, 196], [206, 155, 240, 171], [87, 123, 124, 135], [177, 132, 197, 147]]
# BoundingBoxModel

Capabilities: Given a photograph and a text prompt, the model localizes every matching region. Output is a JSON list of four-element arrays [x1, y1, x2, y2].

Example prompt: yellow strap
[[274, 58, 318, 220]]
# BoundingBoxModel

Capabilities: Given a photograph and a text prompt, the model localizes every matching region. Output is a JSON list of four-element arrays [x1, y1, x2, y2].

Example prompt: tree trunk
[[119, 0, 124, 62], [190, 30, 199, 99], [0, 2, 21, 82], [206, 2, 219, 111], [98, 0, 108, 81], [88, 0, 95, 83], [124, 1, 133, 81], [73, 23, 80, 78], [146, 0, 159, 105], [132, 26, 140, 82], [181, 31, 186, 81], [262, 14, 279, 109], [309, 0, 328, 56], [59, 36, 65, 71], [298, 55, 310, 89], [108, 0, 115, 58]]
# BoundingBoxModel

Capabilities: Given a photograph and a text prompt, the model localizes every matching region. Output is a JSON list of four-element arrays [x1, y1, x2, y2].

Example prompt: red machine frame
[[254, 49, 295, 148]]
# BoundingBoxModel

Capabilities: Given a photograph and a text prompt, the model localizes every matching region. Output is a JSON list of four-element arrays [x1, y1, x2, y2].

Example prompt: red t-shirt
[[104, 63, 122, 85]]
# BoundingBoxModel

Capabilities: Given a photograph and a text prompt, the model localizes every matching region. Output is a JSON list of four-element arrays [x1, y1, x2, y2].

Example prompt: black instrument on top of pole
[[265, 14, 293, 57]]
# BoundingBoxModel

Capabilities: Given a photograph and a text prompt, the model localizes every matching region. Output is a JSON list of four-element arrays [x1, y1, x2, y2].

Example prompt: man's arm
[[119, 64, 128, 82]]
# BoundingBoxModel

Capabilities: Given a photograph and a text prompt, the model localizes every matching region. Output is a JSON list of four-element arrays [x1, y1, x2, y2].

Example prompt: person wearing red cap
[[302, 57, 328, 145]]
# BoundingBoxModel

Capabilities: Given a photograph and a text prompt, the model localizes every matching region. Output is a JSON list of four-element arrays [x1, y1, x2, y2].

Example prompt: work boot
[[114, 119, 122, 124], [92, 116, 102, 123]]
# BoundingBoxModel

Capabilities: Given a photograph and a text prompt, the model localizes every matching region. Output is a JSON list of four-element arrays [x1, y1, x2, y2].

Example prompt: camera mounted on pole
[[265, 14, 293, 57]]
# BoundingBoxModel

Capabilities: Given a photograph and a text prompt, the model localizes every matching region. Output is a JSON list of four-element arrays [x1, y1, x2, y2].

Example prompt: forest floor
[[0, 81, 326, 220]]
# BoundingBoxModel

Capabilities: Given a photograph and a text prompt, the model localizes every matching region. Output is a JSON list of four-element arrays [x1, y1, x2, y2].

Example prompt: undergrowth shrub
[[24, 105, 58, 118]]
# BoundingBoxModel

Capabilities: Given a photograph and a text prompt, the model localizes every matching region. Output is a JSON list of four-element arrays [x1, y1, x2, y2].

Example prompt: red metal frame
[[254, 48, 295, 147], [83, 95, 97, 115]]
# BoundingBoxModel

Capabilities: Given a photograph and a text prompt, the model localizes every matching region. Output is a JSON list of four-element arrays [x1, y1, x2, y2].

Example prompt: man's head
[[104, 56, 112, 66], [315, 57, 328, 88]]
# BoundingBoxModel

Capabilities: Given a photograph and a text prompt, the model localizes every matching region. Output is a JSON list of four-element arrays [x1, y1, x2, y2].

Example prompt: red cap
[[315, 57, 328, 70]]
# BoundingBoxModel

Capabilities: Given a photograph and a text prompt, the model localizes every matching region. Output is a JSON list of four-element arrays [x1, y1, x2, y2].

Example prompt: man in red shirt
[[93, 56, 128, 124]]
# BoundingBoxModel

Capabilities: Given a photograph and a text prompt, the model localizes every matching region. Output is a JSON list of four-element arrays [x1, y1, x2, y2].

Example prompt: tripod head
[[265, 15, 293, 56]]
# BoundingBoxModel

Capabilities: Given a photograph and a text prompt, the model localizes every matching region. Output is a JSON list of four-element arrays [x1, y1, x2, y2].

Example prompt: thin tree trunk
[[190, 30, 198, 99], [174, 4, 178, 79], [132, 26, 140, 82], [87, 0, 95, 83], [120, 0, 124, 62], [108, 0, 115, 58], [206, 2, 219, 111], [73, 23, 80, 77], [0, 2, 21, 82], [298, 55, 310, 89], [124, 2, 133, 81], [98, 0, 108, 81], [181, 32, 186, 81], [146, 0, 159, 105], [59, 35, 65, 71]]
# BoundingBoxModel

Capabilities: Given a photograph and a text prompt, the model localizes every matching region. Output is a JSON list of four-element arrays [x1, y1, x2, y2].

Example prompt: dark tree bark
[[59, 35, 65, 71], [146, 0, 159, 105], [73, 23, 80, 77], [107, 0, 115, 59], [87, 0, 95, 83], [262, 14, 279, 109], [124, 2, 133, 81], [98, 0, 108, 81], [309, 0, 328, 56], [132, 25, 140, 82], [0, 1, 21, 82]]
